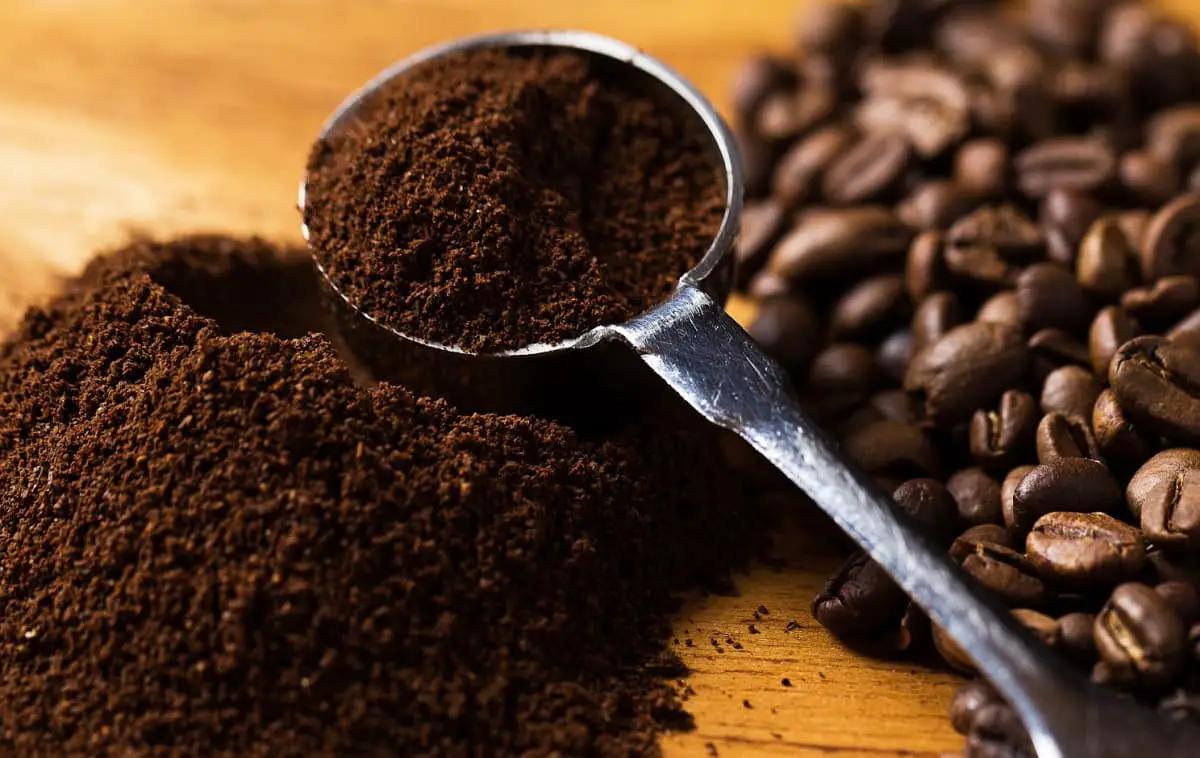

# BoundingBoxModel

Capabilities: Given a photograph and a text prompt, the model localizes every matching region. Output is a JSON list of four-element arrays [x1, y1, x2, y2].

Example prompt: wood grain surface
[[3, 2, 1197, 755]]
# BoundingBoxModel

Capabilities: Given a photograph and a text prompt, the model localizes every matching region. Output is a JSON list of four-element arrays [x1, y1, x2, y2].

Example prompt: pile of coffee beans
[[305, 47, 725, 353], [732, 0, 1200, 754], [0, 237, 748, 755]]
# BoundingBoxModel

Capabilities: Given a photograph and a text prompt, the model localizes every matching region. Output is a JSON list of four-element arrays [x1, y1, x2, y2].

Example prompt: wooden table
[[4, 2, 1196, 755]]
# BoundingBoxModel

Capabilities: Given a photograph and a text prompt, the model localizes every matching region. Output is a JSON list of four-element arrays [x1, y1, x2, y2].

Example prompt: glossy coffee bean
[[932, 622, 976, 675], [768, 206, 912, 281], [1140, 193, 1200, 283], [1016, 263, 1089, 334], [830, 273, 910, 341], [1042, 189, 1102, 269], [1092, 389, 1156, 473], [1121, 276, 1200, 332], [854, 60, 969, 158], [823, 132, 912, 204], [892, 478, 958, 544], [1088, 306, 1141, 379], [897, 180, 979, 231], [947, 467, 1003, 527], [1026, 512, 1146, 590], [976, 291, 1021, 326], [966, 703, 1035, 758], [812, 550, 908, 636], [875, 329, 912, 384], [904, 231, 949, 303], [911, 291, 964, 356], [1110, 335, 1200, 446], [955, 138, 1008, 199], [1127, 449, 1200, 549], [1156, 580, 1200, 627], [1015, 137, 1117, 199], [1039, 366, 1101, 421], [1001, 465, 1037, 532], [1028, 328, 1092, 385], [951, 523, 1014, 564], [1095, 582, 1187, 690], [1035, 412, 1101, 464], [1147, 105, 1200, 170], [844, 420, 941, 481], [1009, 458, 1123, 538], [747, 296, 822, 378], [905, 321, 1029, 427], [970, 391, 1037, 473], [736, 200, 787, 287], [944, 205, 1041, 291], [1077, 217, 1136, 302], [1118, 150, 1180, 207], [869, 389, 920, 425], [772, 123, 855, 209], [1059, 611, 1098, 664], [962, 542, 1047, 607], [949, 679, 1001, 735], [731, 55, 797, 129]]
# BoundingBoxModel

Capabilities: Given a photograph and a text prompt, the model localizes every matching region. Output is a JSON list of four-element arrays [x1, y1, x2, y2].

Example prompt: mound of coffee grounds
[[0, 236, 746, 756], [304, 47, 726, 353]]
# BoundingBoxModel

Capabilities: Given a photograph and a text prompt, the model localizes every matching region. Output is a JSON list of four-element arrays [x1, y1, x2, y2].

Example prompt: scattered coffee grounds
[[304, 47, 726, 353], [730, 0, 1200, 755], [0, 236, 748, 755]]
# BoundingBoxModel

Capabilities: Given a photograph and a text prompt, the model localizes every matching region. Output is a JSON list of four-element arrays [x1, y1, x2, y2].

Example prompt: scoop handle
[[614, 283, 1197, 758]]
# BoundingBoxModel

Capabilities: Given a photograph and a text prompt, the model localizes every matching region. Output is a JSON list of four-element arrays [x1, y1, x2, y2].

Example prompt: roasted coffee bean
[[906, 321, 1030, 427], [1060, 612, 1098, 664], [1012, 607, 1062, 649], [1141, 193, 1200, 283], [772, 124, 855, 209], [970, 390, 1037, 473], [1088, 306, 1141, 379], [1095, 582, 1187, 690], [736, 200, 787, 287], [897, 180, 979, 231], [755, 84, 836, 144], [962, 542, 1047, 607], [844, 420, 941, 481], [1036, 411, 1101, 464], [1127, 450, 1200, 521], [952, 523, 1014, 563], [1016, 263, 1089, 334], [747, 270, 793, 299], [935, 5, 1025, 67], [932, 621, 976, 674], [1169, 308, 1200, 339], [1147, 105, 1200, 170], [876, 329, 912, 384], [1156, 581, 1200, 627], [1027, 512, 1146, 590], [812, 550, 908, 636], [955, 138, 1008, 199], [905, 230, 950, 302], [1015, 138, 1117, 199], [945, 206, 1042, 291], [1029, 328, 1092, 384], [1077, 218, 1137, 302], [976, 291, 1021, 326], [966, 702, 1035, 758], [1133, 454, 1200, 550], [869, 388, 920, 425], [1116, 209, 1151, 251], [1002, 465, 1038, 532], [949, 679, 1001, 735], [1092, 388, 1156, 472], [1028, 0, 1109, 58], [809, 343, 879, 414], [794, 1, 864, 64], [768, 206, 912, 281], [823, 133, 912, 204], [830, 273, 910, 341], [946, 466, 1003, 529], [1118, 150, 1180, 207], [911, 291, 964, 356], [1042, 189, 1102, 268], [737, 129, 780, 198], [1110, 335, 1200, 446], [747, 296, 822, 378], [1121, 276, 1200, 331], [1040, 366, 1102, 421], [855, 60, 969, 158], [731, 55, 797, 129], [893, 478, 958, 544], [1010, 458, 1123, 538]]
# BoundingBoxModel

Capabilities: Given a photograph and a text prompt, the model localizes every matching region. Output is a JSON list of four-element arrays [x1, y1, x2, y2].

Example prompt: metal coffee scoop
[[301, 31, 1197, 758]]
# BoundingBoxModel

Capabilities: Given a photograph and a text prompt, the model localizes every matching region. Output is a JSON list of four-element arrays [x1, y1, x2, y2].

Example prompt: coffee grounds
[[0, 236, 747, 756], [304, 47, 726, 353]]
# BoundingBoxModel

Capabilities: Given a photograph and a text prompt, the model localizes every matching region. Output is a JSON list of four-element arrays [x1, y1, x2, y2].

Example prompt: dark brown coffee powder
[[304, 47, 726, 352], [0, 236, 746, 756]]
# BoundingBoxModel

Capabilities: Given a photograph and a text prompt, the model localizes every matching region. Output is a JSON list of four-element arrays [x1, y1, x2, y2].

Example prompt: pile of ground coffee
[[304, 47, 726, 353], [0, 236, 746, 756]]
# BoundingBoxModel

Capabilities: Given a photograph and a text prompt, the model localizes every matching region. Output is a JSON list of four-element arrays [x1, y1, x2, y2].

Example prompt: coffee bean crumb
[[742, 699, 752, 709], [781, 678, 792, 687], [748, 624, 760, 634], [758, 605, 770, 615], [705, 743, 719, 757], [785, 620, 802, 632]]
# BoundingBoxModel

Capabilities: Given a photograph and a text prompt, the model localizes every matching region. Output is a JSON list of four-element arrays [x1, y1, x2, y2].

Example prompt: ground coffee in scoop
[[304, 47, 726, 352], [0, 236, 746, 756]]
